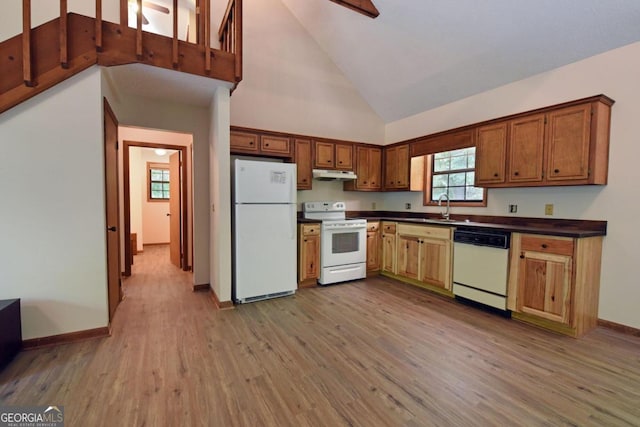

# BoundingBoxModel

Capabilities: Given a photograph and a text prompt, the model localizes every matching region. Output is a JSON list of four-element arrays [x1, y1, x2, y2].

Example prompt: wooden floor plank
[[1, 245, 639, 426]]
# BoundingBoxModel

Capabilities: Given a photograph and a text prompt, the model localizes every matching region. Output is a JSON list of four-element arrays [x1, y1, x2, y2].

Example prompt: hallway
[[1, 246, 639, 426]]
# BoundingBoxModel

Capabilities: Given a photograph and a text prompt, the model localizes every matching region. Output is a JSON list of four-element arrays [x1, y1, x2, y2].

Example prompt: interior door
[[103, 99, 121, 321], [169, 152, 181, 268]]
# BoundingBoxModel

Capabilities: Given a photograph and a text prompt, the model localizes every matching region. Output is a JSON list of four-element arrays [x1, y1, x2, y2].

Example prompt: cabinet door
[[419, 238, 450, 289], [476, 122, 507, 185], [314, 141, 335, 169], [295, 139, 312, 190], [355, 146, 371, 189], [299, 234, 320, 282], [368, 147, 382, 190], [508, 114, 545, 183], [384, 147, 398, 188], [517, 250, 572, 324], [366, 230, 381, 271], [397, 235, 420, 280], [382, 233, 396, 274], [546, 104, 591, 181], [230, 131, 259, 153], [335, 144, 353, 170], [395, 145, 410, 188], [261, 135, 291, 155]]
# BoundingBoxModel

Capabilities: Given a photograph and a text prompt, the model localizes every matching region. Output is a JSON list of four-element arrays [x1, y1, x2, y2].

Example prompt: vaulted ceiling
[[282, 0, 640, 123]]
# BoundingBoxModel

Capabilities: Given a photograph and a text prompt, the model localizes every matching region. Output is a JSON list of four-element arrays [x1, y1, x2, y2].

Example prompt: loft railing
[[1, 0, 242, 114], [218, 0, 243, 82]]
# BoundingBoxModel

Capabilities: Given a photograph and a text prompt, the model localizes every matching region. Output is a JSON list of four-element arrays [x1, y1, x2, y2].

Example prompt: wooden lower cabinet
[[298, 224, 320, 287], [396, 224, 452, 292], [381, 222, 397, 274], [366, 221, 381, 272], [508, 233, 603, 337]]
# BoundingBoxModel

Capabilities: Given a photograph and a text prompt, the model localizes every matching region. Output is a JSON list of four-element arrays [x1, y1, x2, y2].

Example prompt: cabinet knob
[[554, 169, 560, 174], [520, 253, 525, 259], [249, 141, 254, 145], [493, 173, 499, 177], [265, 143, 270, 147], [551, 295, 555, 302], [372, 181, 376, 184], [302, 178, 307, 182], [304, 239, 307, 242], [514, 171, 519, 176], [541, 244, 548, 249], [364, 181, 368, 184]]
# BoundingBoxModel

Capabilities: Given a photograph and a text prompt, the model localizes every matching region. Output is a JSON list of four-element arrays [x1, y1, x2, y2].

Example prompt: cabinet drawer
[[261, 135, 291, 155], [367, 222, 380, 232], [521, 235, 574, 256], [382, 222, 396, 233], [230, 131, 259, 152], [302, 224, 320, 235], [397, 223, 452, 240]]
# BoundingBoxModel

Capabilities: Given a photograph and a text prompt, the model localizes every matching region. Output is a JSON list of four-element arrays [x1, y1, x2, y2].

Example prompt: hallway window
[[148, 163, 170, 201]]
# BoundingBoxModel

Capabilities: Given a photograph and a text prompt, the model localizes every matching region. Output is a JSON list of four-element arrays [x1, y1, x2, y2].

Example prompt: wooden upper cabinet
[[230, 131, 259, 153], [261, 135, 290, 155], [475, 95, 612, 188], [545, 104, 591, 181], [508, 114, 545, 183], [295, 138, 312, 190], [313, 141, 354, 171], [335, 143, 353, 170], [314, 141, 335, 169], [475, 122, 507, 185], [384, 144, 411, 190], [230, 128, 293, 158], [345, 146, 382, 191]]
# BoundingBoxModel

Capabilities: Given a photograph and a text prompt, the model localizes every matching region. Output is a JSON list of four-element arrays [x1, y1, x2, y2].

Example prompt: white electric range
[[302, 201, 367, 285]]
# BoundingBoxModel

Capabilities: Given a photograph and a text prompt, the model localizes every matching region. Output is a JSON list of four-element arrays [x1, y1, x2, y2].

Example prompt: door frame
[[123, 140, 191, 276]]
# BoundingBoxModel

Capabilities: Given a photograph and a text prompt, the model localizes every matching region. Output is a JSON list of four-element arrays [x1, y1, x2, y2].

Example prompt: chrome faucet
[[438, 194, 450, 220]]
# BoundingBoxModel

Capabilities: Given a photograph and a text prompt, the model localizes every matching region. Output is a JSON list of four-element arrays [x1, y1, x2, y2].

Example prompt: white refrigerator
[[233, 159, 297, 303]]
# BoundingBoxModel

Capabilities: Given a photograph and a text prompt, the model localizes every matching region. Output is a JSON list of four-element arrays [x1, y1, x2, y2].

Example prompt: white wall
[[209, 87, 232, 302], [383, 41, 640, 329], [1, 0, 120, 41], [228, 0, 385, 143], [133, 148, 177, 246], [129, 147, 144, 251], [106, 91, 210, 286], [0, 67, 108, 340]]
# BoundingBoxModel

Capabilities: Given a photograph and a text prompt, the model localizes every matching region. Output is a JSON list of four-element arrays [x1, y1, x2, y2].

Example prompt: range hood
[[312, 169, 357, 181]]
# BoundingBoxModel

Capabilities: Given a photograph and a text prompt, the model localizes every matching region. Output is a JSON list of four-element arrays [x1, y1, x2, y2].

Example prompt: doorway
[[123, 141, 192, 276]]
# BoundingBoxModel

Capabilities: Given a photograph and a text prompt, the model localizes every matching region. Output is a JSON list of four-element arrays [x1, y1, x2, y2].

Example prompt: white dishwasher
[[452, 228, 511, 311]]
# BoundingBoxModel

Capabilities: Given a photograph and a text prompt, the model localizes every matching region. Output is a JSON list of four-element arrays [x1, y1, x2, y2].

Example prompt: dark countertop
[[297, 212, 606, 238]]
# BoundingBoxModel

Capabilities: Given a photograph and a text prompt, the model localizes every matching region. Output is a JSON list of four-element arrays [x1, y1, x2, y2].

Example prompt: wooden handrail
[[204, 0, 211, 72]]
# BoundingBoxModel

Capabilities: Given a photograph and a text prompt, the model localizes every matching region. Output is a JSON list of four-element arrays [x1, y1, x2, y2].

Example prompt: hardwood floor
[[1, 245, 639, 426]]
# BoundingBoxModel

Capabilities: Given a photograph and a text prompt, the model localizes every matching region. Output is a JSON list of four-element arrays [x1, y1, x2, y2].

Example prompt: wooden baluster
[[172, 0, 178, 67], [59, 0, 68, 68], [96, 0, 103, 51], [205, 0, 211, 72], [235, 0, 243, 81], [120, 0, 127, 28], [136, 0, 143, 58], [22, 0, 33, 86]]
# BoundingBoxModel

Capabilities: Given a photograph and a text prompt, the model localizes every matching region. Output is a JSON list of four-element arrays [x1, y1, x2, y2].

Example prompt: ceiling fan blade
[[143, 1, 170, 14]]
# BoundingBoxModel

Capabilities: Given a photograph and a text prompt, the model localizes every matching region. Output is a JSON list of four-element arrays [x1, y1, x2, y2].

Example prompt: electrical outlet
[[509, 204, 518, 213], [545, 204, 554, 216], [405, 203, 412, 210], [372, 202, 377, 210]]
